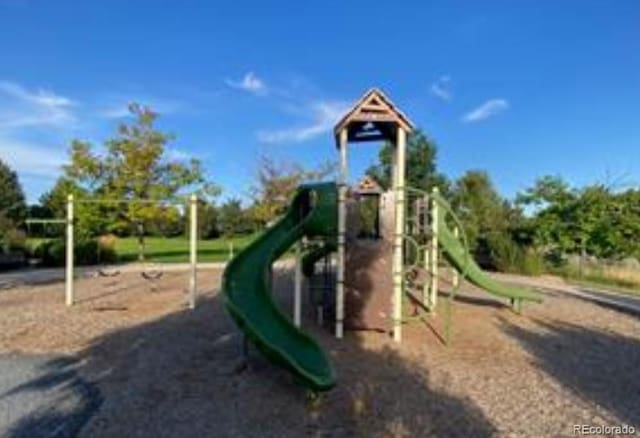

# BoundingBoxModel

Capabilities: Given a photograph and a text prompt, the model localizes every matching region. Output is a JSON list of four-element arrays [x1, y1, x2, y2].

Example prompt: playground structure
[[2, 91, 636, 436], [222, 88, 541, 392], [26, 195, 201, 308]]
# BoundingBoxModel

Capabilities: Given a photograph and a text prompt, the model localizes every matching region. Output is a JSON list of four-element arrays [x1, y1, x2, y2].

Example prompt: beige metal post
[[336, 128, 348, 339], [430, 187, 439, 311], [392, 127, 407, 342], [189, 194, 198, 309], [65, 194, 74, 306], [391, 149, 397, 202], [423, 195, 430, 307], [317, 251, 328, 326], [452, 226, 460, 289], [293, 241, 302, 327], [228, 242, 234, 260]]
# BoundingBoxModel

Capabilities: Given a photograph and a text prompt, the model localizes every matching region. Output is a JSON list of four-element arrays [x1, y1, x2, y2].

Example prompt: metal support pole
[[452, 226, 460, 290], [294, 241, 302, 327], [65, 194, 74, 306], [336, 128, 348, 339], [422, 195, 430, 307], [393, 127, 407, 342], [317, 252, 329, 326], [430, 187, 439, 311], [189, 194, 198, 309]]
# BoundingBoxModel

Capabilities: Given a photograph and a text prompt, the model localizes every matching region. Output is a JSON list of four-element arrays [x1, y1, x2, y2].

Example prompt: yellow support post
[[430, 187, 439, 311], [188, 194, 198, 309], [65, 194, 74, 307], [422, 195, 430, 307], [452, 226, 460, 290], [336, 128, 348, 339], [392, 127, 407, 342]]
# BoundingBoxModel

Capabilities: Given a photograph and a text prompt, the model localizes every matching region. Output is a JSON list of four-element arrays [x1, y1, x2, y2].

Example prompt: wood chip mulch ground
[[0, 268, 638, 437]]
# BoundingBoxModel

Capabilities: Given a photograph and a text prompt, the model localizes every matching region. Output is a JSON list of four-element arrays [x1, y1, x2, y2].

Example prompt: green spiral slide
[[222, 182, 338, 391], [433, 193, 542, 303]]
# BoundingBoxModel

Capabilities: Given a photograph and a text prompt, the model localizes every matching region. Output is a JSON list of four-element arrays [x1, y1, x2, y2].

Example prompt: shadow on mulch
[[451, 292, 506, 309], [3, 269, 499, 437], [501, 317, 640, 428]]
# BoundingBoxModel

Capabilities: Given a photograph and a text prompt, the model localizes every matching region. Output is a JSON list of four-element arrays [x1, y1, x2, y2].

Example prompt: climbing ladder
[[400, 186, 472, 345]]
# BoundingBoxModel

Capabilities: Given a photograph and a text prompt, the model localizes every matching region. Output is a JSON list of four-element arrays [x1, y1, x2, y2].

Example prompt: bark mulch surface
[[0, 269, 638, 437]]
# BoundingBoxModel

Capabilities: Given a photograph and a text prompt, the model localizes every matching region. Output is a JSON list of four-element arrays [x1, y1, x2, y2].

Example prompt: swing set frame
[[26, 194, 199, 309]]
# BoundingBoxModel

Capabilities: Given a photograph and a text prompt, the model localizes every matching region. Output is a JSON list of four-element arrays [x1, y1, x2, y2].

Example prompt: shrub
[[33, 238, 117, 267], [0, 226, 27, 270], [486, 232, 544, 275], [486, 233, 519, 272], [33, 239, 65, 266], [519, 248, 544, 276], [76, 240, 99, 265], [2, 228, 27, 254], [0, 211, 27, 255], [97, 234, 117, 247]]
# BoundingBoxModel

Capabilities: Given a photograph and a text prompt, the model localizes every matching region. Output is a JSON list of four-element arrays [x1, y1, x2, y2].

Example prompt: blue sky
[[1, 0, 639, 204]]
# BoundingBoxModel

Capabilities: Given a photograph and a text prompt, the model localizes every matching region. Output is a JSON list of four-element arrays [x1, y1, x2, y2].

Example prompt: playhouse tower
[[333, 88, 414, 342]]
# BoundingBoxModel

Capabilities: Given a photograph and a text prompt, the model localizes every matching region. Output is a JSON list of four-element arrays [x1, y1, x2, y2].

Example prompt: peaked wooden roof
[[334, 88, 414, 145], [354, 175, 383, 195]]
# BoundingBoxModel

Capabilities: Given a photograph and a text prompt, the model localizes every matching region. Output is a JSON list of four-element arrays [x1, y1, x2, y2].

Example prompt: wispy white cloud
[[257, 100, 349, 144], [430, 75, 452, 102], [0, 81, 73, 108], [0, 80, 76, 129], [99, 106, 131, 119], [0, 81, 73, 184], [225, 72, 268, 96], [0, 137, 66, 178], [0, 80, 210, 203], [166, 147, 192, 161], [462, 98, 509, 123]]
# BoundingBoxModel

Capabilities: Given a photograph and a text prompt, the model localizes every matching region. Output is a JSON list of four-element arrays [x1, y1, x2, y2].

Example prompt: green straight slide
[[433, 193, 541, 303], [222, 182, 338, 391]]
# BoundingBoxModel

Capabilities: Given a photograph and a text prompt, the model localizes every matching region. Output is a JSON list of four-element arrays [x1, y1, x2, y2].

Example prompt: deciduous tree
[[365, 129, 449, 193], [64, 103, 218, 259], [0, 159, 26, 224], [218, 198, 253, 236], [250, 156, 335, 226]]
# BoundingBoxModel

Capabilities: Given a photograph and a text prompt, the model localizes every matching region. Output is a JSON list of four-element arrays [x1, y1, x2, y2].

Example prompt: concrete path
[[0, 263, 227, 287], [0, 260, 301, 291], [494, 273, 640, 317], [0, 354, 101, 438]]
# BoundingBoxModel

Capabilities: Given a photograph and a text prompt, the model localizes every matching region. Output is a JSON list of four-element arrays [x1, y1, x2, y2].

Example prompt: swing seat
[[141, 269, 163, 280], [96, 268, 120, 277]]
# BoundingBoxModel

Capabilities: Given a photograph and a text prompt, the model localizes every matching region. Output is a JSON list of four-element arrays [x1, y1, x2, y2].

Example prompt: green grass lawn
[[28, 234, 259, 264], [549, 265, 640, 297], [115, 234, 258, 263]]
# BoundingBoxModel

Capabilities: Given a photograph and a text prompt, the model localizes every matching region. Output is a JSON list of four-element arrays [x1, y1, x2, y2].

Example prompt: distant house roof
[[334, 88, 414, 145], [354, 175, 383, 195]]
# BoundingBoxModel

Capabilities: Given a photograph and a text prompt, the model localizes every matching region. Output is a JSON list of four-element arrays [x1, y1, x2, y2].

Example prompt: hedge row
[[33, 239, 117, 267]]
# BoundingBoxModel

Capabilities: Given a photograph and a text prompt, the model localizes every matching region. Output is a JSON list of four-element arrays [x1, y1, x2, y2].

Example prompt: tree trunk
[[137, 222, 145, 262], [579, 238, 586, 278]]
